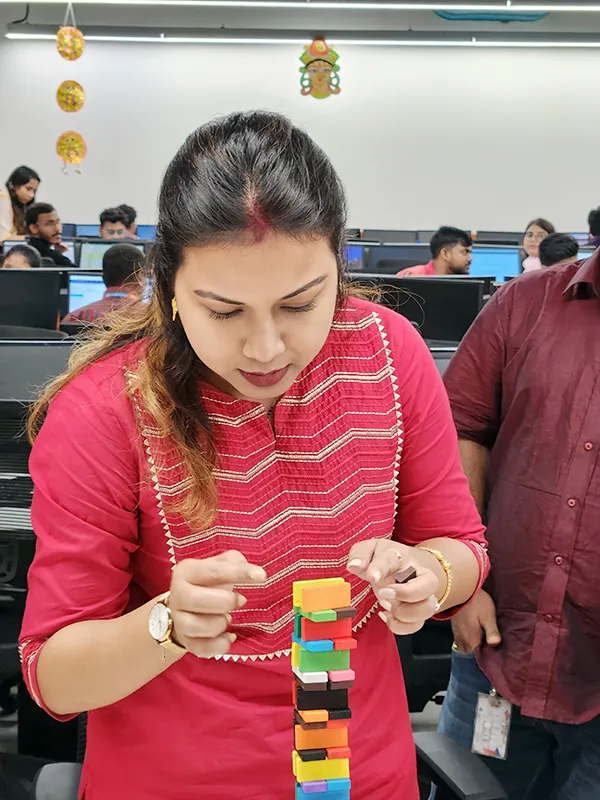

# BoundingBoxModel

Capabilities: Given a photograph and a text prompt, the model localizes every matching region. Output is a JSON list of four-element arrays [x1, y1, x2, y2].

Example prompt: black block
[[295, 687, 348, 712], [328, 708, 352, 720], [298, 748, 327, 762]]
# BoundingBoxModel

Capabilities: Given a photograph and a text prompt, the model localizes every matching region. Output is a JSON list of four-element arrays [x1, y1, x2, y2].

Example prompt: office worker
[[0, 166, 40, 242], [62, 243, 144, 325], [521, 217, 555, 272], [20, 111, 488, 800], [437, 249, 600, 800], [25, 203, 73, 267], [396, 227, 473, 277], [99, 207, 129, 240], [538, 233, 580, 269], [1, 243, 42, 269], [117, 203, 140, 239], [586, 208, 600, 249]]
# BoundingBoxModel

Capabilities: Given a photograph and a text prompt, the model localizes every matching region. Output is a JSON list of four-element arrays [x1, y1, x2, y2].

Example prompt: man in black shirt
[[25, 203, 73, 266]]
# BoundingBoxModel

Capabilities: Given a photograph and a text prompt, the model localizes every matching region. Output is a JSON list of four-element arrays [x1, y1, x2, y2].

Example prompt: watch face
[[149, 603, 170, 641]]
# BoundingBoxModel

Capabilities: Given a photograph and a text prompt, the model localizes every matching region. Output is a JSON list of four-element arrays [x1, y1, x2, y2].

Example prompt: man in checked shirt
[[438, 249, 600, 799]]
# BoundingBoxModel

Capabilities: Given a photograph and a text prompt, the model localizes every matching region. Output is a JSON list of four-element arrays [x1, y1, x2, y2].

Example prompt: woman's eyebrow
[[193, 274, 328, 306]]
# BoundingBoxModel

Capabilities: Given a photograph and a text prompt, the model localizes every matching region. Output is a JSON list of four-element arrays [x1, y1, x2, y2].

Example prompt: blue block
[[296, 786, 349, 799], [327, 779, 351, 791], [292, 634, 334, 653]]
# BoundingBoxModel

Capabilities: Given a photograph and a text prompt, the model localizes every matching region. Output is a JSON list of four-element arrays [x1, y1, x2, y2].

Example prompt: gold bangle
[[416, 547, 453, 610]]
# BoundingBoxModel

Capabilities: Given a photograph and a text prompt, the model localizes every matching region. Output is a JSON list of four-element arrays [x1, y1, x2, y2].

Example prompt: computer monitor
[[0, 340, 73, 402], [349, 273, 484, 344], [0, 269, 62, 330], [570, 233, 590, 245], [62, 223, 76, 238], [577, 249, 595, 261], [79, 241, 144, 271], [136, 225, 156, 240], [366, 245, 432, 273], [68, 272, 106, 314], [76, 224, 100, 238], [429, 347, 456, 377], [3, 238, 77, 266], [346, 244, 366, 271], [469, 246, 521, 282], [474, 231, 522, 246]]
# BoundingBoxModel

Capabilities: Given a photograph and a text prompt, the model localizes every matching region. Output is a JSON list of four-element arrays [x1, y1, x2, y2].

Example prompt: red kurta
[[20, 298, 488, 800]]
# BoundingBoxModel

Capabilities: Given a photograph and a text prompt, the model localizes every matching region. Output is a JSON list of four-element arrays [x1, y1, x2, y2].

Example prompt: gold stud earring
[[171, 298, 178, 322]]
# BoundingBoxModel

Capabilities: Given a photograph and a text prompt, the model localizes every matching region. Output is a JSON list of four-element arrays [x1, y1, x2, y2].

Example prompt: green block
[[301, 609, 337, 623], [294, 613, 302, 639], [298, 648, 350, 673]]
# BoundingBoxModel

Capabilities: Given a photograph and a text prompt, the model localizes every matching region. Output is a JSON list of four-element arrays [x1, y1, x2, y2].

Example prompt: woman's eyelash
[[207, 300, 317, 321]]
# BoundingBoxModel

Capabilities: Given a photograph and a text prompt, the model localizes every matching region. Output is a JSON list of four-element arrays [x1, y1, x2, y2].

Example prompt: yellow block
[[293, 578, 344, 607], [291, 642, 299, 668], [292, 751, 349, 783]]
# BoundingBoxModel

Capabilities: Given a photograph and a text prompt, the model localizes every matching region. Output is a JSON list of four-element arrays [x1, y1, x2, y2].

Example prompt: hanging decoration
[[299, 38, 340, 100], [56, 130, 87, 174], [56, 80, 85, 113], [56, 25, 85, 61]]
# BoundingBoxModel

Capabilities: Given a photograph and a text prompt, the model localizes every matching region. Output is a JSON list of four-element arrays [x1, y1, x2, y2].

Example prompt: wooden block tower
[[292, 578, 356, 800]]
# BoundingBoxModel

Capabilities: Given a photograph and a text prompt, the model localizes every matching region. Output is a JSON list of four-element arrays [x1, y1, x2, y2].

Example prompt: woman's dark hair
[[2, 243, 42, 268], [29, 111, 349, 527], [6, 166, 40, 235], [524, 218, 555, 237]]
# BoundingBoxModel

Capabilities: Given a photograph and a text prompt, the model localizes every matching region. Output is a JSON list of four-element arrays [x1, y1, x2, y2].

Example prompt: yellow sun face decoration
[[56, 26, 85, 61], [56, 80, 85, 113], [56, 131, 87, 173]]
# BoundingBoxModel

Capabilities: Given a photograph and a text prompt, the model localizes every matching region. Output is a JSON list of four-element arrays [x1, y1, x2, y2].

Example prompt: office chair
[[397, 620, 454, 713], [31, 728, 507, 800], [0, 327, 67, 341]]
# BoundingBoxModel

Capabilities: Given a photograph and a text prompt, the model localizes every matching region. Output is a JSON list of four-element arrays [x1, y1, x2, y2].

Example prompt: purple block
[[300, 779, 328, 793]]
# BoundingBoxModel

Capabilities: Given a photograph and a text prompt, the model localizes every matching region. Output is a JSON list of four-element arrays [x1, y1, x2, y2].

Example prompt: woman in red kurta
[[20, 112, 488, 800]]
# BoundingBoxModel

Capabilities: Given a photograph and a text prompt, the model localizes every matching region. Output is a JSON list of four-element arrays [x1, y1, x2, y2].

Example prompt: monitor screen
[[61, 223, 76, 238], [346, 245, 365, 271], [136, 225, 156, 240], [570, 233, 590, 245], [577, 249, 595, 261], [469, 247, 521, 282], [79, 241, 144, 271], [76, 224, 100, 238], [69, 273, 106, 313]]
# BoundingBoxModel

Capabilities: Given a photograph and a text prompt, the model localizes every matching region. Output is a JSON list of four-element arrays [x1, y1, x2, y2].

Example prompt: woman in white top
[[521, 217, 555, 272], [0, 166, 40, 242]]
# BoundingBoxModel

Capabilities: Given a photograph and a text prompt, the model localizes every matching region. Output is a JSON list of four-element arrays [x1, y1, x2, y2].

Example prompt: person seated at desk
[[25, 203, 73, 267], [62, 242, 144, 325], [1, 243, 41, 269], [118, 203, 140, 239], [586, 207, 600, 249], [0, 166, 40, 243], [99, 207, 128, 240], [521, 218, 554, 272], [539, 233, 579, 269], [397, 227, 473, 277]]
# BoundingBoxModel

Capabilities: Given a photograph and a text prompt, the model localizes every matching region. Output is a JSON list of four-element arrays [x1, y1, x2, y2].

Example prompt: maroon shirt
[[444, 251, 600, 724], [62, 287, 139, 325]]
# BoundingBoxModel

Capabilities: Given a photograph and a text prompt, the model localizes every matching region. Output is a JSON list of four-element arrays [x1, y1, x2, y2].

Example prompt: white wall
[[0, 27, 598, 231]]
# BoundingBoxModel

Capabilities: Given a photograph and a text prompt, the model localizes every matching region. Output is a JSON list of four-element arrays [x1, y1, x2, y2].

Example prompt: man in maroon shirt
[[437, 250, 600, 799], [63, 243, 144, 325]]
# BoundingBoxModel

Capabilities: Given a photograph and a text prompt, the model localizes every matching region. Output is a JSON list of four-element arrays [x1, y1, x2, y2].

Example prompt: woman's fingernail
[[248, 566, 267, 582], [236, 593, 247, 608], [379, 599, 392, 612], [225, 613, 232, 626], [229, 633, 237, 644], [372, 570, 382, 583], [348, 559, 362, 568], [379, 588, 395, 600], [377, 611, 388, 624]]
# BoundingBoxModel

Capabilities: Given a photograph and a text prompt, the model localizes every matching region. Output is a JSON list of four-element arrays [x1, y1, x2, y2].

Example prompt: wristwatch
[[148, 592, 187, 655]]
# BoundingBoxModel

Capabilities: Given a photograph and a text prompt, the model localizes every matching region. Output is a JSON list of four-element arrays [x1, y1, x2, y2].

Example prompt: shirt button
[[544, 614, 554, 623], [585, 442, 594, 451], [567, 498, 577, 508], [555, 556, 563, 566]]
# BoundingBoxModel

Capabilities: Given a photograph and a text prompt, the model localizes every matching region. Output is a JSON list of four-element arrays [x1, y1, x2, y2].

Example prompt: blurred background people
[[0, 166, 40, 242], [99, 207, 128, 240], [1, 243, 42, 269], [522, 218, 555, 272]]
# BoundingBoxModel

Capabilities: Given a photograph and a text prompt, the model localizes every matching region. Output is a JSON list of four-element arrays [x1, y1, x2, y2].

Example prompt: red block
[[326, 746, 352, 759], [301, 617, 352, 642], [333, 637, 357, 651]]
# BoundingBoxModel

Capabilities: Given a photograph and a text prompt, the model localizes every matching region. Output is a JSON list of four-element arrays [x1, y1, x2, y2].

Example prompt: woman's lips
[[238, 366, 290, 388]]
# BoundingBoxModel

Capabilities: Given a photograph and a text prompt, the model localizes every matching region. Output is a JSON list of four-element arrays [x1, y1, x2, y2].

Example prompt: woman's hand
[[168, 550, 266, 657], [346, 539, 440, 636]]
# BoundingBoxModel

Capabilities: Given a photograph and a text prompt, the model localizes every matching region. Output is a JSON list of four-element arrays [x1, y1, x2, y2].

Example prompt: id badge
[[471, 689, 512, 760]]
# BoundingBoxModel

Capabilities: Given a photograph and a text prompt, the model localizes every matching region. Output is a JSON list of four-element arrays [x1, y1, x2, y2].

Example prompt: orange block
[[298, 709, 328, 723], [294, 724, 349, 751], [333, 637, 357, 651], [327, 746, 352, 759], [301, 583, 351, 613]]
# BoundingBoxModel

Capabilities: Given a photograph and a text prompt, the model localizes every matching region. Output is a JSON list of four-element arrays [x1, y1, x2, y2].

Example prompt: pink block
[[328, 669, 355, 683]]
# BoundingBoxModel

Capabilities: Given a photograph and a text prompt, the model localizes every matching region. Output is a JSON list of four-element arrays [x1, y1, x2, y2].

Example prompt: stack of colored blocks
[[292, 578, 357, 800]]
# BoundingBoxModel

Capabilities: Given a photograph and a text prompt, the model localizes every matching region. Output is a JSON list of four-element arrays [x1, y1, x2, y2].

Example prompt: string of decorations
[[56, 3, 86, 173]]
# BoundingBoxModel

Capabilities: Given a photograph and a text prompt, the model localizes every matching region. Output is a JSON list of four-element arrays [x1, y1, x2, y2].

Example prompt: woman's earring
[[171, 298, 178, 322]]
